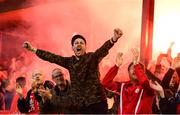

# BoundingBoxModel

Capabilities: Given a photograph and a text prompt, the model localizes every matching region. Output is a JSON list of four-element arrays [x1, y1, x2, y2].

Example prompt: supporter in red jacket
[[102, 49, 154, 114]]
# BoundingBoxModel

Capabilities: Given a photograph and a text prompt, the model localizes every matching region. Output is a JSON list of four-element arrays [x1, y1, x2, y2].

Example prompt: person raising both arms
[[22, 28, 123, 114]]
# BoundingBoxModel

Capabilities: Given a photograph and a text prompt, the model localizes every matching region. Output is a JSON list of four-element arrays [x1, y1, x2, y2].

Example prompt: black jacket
[[39, 80, 77, 114], [152, 68, 177, 114], [36, 40, 114, 108]]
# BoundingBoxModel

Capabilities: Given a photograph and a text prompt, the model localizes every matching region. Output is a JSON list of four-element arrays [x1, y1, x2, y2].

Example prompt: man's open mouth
[[77, 48, 81, 51]]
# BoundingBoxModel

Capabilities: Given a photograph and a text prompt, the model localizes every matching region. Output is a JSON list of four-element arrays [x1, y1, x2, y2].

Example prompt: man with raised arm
[[23, 28, 123, 114]]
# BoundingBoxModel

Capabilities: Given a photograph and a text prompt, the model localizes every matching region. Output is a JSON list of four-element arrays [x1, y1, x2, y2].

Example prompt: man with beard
[[23, 28, 123, 114], [39, 68, 72, 114]]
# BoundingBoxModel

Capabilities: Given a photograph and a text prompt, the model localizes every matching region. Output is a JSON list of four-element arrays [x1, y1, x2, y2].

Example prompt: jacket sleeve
[[102, 65, 121, 92], [145, 68, 161, 84], [17, 90, 31, 113], [134, 64, 154, 95], [94, 40, 114, 62], [36, 49, 70, 69], [161, 68, 175, 89]]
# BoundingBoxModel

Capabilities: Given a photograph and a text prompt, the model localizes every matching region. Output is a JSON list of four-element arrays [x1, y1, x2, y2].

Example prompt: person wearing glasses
[[39, 68, 74, 114]]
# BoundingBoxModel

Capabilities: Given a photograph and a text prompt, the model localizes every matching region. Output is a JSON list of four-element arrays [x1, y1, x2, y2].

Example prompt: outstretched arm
[[23, 42, 70, 69], [145, 68, 161, 84], [110, 28, 123, 43], [94, 28, 123, 62], [23, 41, 37, 53], [102, 52, 123, 92]]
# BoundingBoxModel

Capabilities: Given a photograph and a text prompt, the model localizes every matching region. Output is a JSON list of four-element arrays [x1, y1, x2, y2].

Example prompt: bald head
[[32, 69, 44, 83]]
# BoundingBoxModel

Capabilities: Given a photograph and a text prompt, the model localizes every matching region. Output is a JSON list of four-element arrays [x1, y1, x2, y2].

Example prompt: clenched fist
[[111, 28, 123, 43], [23, 41, 37, 53]]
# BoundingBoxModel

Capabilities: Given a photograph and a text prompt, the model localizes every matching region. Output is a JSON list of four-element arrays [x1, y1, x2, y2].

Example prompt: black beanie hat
[[71, 34, 86, 46]]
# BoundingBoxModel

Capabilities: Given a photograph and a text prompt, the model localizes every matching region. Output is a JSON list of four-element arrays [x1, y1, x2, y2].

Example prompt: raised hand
[[171, 56, 180, 69], [149, 80, 165, 98], [23, 41, 37, 53], [131, 48, 140, 64], [115, 52, 123, 67], [38, 87, 52, 103], [111, 28, 123, 43]]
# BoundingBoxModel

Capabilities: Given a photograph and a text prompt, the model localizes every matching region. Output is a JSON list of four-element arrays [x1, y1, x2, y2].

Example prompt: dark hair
[[16, 76, 26, 83], [71, 34, 86, 46], [128, 62, 134, 72], [16, 76, 26, 88], [128, 62, 144, 72]]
